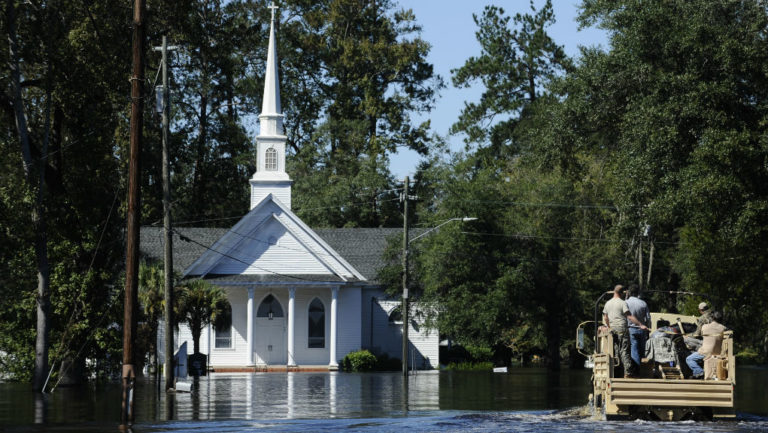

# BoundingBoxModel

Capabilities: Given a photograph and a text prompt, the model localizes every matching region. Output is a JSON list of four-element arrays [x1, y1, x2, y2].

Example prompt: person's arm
[[603, 313, 610, 327], [625, 312, 648, 330]]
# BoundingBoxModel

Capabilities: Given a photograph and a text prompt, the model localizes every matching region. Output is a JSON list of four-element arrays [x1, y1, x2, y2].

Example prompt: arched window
[[265, 148, 278, 171], [388, 305, 402, 324], [308, 298, 325, 348], [257, 294, 283, 319]]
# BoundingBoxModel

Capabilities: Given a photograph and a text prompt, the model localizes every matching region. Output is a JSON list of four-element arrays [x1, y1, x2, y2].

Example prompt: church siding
[[293, 289, 330, 365], [209, 219, 334, 276], [372, 299, 439, 369], [336, 287, 362, 363], [210, 287, 248, 366], [250, 181, 291, 210]]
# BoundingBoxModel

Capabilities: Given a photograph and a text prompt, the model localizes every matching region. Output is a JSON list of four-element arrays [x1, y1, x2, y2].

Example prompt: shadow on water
[[0, 367, 766, 432]]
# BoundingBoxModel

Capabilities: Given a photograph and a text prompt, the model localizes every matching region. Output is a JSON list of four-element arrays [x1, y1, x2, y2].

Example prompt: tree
[[450, 1, 571, 151], [137, 262, 166, 374], [176, 279, 231, 355], [1, 0, 126, 385], [533, 0, 768, 360], [285, 0, 443, 227]]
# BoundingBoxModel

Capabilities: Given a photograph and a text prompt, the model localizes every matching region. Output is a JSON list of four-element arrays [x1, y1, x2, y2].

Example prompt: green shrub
[[735, 348, 760, 364], [341, 350, 378, 372], [444, 361, 494, 371], [464, 345, 493, 362]]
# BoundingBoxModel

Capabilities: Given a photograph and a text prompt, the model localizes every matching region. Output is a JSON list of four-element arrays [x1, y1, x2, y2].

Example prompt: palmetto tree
[[177, 279, 231, 355], [138, 262, 166, 373]]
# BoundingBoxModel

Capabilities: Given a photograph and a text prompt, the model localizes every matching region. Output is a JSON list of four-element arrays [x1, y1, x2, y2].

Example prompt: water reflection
[[0, 367, 766, 431]]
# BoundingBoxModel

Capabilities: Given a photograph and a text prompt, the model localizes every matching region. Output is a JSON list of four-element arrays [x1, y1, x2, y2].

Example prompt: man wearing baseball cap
[[692, 302, 713, 338]]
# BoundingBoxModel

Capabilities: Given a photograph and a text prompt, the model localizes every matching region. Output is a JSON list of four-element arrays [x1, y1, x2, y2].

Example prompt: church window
[[215, 325, 232, 349], [265, 148, 278, 171], [308, 298, 325, 348], [257, 294, 284, 319], [388, 306, 403, 324]]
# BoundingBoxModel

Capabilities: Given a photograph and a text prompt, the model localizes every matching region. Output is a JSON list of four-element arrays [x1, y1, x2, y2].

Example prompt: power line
[[173, 229, 336, 283], [459, 230, 680, 246]]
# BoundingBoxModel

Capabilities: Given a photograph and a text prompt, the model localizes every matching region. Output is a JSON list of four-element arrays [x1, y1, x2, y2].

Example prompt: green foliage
[[177, 279, 231, 354], [444, 362, 494, 372], [735, 349, 760, 365], [450, 0, 571, 150], [341, 349, 378, 372]]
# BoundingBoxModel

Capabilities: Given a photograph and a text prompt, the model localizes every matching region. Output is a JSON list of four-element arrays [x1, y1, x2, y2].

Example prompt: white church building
[[140, 6, 438, 372]]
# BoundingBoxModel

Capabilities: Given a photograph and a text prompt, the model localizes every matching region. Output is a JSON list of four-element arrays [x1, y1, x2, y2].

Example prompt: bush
[[444, 361, 494, 371], [341, 350, 378, 372]]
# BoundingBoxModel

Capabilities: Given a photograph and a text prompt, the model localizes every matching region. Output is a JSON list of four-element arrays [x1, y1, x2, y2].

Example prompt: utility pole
[[401, 177, 410, 377], [153, 36, 178, 393], [122, 0, 145, 427]]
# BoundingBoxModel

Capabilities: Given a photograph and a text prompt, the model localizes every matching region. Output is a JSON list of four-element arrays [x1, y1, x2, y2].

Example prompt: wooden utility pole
[[122, 0, 145, 426], [401, 176, 410, 377], [153, 36, 178, 393]]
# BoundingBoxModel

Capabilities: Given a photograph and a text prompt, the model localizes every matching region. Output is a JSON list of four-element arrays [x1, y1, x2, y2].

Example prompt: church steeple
[[251, 1, 292, 210], [260, 2, 283, 135]]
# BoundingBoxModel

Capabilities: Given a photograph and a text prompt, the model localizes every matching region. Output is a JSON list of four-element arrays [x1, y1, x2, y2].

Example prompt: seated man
[[685, 311, 726, 379]]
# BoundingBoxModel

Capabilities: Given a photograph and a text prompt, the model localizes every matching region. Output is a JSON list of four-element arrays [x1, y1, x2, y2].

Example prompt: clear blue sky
[[390, 0, 608, 179]]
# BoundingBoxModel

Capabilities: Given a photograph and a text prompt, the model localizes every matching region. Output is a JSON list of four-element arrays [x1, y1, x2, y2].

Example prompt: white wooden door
[[254, 317, 286, 365]]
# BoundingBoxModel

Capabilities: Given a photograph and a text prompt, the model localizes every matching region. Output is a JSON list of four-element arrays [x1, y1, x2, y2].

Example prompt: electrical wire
[[173, 229, 338, 283]]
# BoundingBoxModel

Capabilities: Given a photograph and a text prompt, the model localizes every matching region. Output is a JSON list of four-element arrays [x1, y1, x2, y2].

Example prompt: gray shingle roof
[[139, 226, 405, 284]]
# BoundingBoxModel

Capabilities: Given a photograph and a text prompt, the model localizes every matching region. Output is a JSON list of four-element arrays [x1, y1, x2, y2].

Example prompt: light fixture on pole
[[408, 217, 478, 244], [401, 198, 477, 377]]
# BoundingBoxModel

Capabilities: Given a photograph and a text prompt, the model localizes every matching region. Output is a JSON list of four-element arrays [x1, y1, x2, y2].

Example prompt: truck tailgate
[[608, 378, 733, 407]]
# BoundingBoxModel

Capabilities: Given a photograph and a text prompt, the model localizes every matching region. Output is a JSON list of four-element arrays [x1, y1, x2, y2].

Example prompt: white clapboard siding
[[251, 182, 291, 210], [209, 287, 248, 366], [368, 297, 439, 369], [210, 218, 333, 275], [336, 287, 362, 363], [293, 289, 330, 365]]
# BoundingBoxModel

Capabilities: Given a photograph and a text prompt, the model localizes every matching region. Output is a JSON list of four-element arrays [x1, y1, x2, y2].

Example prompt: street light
[[408, 217, 478, 244], [400, 194, 476, 377]]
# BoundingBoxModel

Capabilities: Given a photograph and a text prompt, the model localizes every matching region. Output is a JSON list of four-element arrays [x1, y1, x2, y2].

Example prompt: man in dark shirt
[[625, 284, 651, 371]]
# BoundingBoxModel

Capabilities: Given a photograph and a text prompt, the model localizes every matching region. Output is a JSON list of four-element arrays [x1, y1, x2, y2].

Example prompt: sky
[[389, 0, 609, 180]]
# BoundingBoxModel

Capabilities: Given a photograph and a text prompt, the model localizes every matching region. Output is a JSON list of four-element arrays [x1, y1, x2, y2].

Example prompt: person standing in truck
[[625, 284, 651, 371], [603, 285, 649, 377], [686, 311, 726, 379]]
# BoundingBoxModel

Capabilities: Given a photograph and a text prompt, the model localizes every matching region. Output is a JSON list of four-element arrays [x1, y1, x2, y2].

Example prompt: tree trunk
[[6, 0, 52, 391], [191, 321, 201, 355]]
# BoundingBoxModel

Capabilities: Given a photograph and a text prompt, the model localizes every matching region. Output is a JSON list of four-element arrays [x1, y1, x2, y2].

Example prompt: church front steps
[[208, 365, 333, 373]]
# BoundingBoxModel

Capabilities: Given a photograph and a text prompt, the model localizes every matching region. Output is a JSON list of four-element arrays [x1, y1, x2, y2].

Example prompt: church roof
[[139, 226, 403, 284]]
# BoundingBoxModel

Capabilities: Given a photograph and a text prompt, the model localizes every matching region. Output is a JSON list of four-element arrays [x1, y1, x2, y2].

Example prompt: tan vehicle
[[577, 304, 735, 421]]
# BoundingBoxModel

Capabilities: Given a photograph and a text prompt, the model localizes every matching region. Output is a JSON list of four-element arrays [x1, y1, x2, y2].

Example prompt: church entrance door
[[254, 317, 286, 365], [254, 294, 287, 365]]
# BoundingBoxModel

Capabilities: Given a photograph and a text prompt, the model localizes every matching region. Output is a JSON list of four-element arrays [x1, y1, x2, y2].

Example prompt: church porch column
[[329, 286, 339, 369], [287, 287, 296, 366], [246, 287, 255, 365]]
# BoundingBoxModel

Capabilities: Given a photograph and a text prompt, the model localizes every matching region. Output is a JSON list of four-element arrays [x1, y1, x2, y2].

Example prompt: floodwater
[[1, 367, 766, 432]]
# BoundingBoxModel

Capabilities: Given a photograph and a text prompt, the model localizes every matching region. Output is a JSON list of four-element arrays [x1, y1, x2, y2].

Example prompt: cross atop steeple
[[268, 2, 278, 22]]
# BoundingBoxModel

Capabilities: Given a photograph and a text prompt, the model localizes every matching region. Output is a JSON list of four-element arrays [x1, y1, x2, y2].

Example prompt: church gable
[[182, 195, 365, 281], [208, 216, 333, 275]]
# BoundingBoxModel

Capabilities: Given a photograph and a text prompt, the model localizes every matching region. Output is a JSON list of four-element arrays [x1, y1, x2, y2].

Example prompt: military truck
[[577, 299, 735, 421]]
